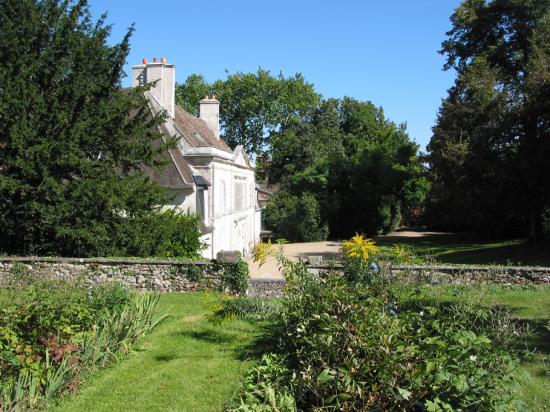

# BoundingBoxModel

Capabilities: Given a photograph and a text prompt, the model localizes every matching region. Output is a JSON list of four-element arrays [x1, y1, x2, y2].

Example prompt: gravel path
[[246, 229, 453, 279]]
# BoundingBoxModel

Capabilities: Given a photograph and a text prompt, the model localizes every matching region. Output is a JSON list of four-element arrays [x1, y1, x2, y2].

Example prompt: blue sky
[[90, 0, 462, 151]]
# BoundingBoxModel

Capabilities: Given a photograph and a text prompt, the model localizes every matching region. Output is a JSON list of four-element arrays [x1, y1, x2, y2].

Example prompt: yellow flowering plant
[[252, 239, 274, 267], [341, 233, 379, 262], [252, 238, 288, 267]]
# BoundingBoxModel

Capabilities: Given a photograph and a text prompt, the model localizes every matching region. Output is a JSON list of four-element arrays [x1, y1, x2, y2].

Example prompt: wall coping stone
[[0, 256, 211, 266], [249, 278, 287, 284], [308, 264, 550, 272]]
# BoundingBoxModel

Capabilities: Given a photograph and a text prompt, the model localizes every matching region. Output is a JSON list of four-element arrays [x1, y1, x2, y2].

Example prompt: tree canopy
[[0, 0, 200, 257], [266, 97, 427, 240], [427, 0, 550, 241], [176, 69, 321, 155], [177, 71, 426, 240]]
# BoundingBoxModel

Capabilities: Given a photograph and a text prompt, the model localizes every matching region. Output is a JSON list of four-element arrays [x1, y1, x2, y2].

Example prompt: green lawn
[[51, 292, 264, 412], [51, 288, 549, 411], [375, 230, 550, 266]]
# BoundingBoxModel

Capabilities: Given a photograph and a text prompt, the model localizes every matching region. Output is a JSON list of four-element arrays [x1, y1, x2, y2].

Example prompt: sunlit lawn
[[51, 287, 549, 411], [51, 292, 265, 412]]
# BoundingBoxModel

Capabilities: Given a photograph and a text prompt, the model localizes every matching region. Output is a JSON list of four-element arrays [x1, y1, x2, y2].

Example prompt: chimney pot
[[211, 95, 217, 101], [142, 58, 148, 64], [131, 57, 175, 118], [161, 56, 167, 64]]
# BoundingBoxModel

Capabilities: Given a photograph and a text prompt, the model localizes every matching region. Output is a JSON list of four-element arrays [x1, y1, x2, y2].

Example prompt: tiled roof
[[173, 106, 232, 153], [142, 91, 237, 190], [142, 124, 194, 189]]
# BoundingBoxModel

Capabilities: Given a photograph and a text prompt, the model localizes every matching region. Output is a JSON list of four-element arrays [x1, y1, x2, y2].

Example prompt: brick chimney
[[132, 57, 175, 118], [199, 95, 220, 139]]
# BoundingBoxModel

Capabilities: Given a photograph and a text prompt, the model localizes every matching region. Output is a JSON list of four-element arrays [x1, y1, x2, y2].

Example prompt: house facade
[[132, 57, 261, 259]]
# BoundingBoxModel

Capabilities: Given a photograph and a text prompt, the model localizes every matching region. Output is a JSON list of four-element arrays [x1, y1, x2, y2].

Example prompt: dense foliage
[[266, 98, 427, 239], [0, 0, 204, 258], [216, 253, 251, 296], [263, 192, 328, 242], [427, 0, 550, 241], [223, 240, 525, 411], [115, 210, 204, 259], [0, 267, 166, 410], [176, 70, 320, 155]]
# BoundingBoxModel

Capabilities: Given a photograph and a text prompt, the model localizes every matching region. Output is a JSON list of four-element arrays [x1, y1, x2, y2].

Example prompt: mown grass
[[50, 287, 549, 411], [396, 284, 550, 410], [51, 292, 265, 412], [375, 230, 550, 266]]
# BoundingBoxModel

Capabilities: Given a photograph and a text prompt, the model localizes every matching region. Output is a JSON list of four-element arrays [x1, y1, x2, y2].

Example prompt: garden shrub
[[263, 192, 328, 242], [116, 209, 204, 259], [227, 354, 297, 412], [216, 253, 250, 296], [227, 236, 526, 411]]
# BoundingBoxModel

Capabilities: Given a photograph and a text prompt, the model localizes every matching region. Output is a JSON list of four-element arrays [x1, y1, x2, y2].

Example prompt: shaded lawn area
[[375, 230, 550, 266], [397, 284, 550, 410], [51, 292, 265, 412]]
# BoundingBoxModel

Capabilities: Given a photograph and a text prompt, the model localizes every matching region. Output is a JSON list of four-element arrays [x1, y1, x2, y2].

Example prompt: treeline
[[177, 76, 427, 241], [426, 0, 550, 242]]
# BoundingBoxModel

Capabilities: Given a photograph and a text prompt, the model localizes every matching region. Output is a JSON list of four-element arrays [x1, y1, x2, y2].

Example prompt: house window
[[234, 182, 244, 211], [197, 187, 208, 223]]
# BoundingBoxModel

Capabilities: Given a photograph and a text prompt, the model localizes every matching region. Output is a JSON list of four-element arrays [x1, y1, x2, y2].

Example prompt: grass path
[[52, 293, 263, 412]]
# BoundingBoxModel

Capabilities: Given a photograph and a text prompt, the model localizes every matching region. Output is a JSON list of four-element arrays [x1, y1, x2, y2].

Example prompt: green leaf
[[317, 368, 332, 383], [398, 387, 412, 400]]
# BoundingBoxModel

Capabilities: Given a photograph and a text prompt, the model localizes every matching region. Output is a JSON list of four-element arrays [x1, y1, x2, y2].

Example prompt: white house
[[132, 57, 261, 259]]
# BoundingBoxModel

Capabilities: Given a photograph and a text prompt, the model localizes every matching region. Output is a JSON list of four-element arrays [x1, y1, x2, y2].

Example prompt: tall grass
[[80, 293, 168, 369]]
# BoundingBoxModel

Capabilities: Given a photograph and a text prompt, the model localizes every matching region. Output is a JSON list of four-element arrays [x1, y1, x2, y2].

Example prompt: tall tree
[[176, 69, 320, 155], [266, 98, 427, 239], [428, 0, 550, 241], [0, 0, 168, 256]]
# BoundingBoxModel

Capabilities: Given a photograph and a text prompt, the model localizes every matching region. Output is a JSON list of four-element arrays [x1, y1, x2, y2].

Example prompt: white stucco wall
[[163, 158, 260, 260], [206, 159, 259, 259]]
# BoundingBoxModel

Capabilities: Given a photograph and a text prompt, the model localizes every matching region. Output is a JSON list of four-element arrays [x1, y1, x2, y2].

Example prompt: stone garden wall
[[1, 258, 549, 296], [250, 264, 550, 297], [0, 257, 221, 292]]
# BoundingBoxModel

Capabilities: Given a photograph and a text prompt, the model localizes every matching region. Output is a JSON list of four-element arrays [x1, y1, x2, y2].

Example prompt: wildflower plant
[[252, 239, 288, 268], [341, 234, 382, 285], [341, 234, 379, 261]]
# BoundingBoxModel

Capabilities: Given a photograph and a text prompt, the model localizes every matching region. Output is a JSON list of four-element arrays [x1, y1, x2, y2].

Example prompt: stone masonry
[[0, 257, 221, 292]]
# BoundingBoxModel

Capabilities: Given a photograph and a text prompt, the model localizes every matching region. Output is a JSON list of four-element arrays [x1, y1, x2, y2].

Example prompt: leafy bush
[[229, 238, 526, 411], [116, 209, 204, 259], [216, 253, 250, 296], [279, 268, 523, 410], [227, 354, 296, 412], [264, 192, 328, 242], [380, 244, 430, 265]]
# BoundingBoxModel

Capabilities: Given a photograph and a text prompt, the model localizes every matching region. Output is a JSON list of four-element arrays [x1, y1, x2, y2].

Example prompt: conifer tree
[[0, 0, 168, 256]]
